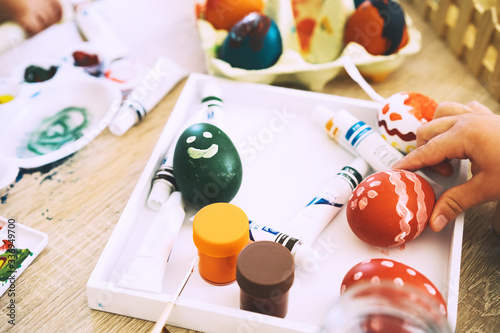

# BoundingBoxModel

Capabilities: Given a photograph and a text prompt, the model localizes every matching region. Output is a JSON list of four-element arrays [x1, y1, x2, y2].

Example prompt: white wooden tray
[[87, 73, 465, 332]]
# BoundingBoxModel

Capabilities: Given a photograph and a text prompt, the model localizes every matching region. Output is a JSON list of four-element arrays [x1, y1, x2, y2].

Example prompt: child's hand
[[0, 0, 62, 36], [392, 101, 500, 231]]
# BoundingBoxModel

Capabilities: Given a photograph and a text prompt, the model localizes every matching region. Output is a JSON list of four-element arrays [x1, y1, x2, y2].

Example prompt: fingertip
[[391, 155, 415, 171], [430, 214, 449, 232], [466, 101, 481, 108], [435, 101, 459, 110], [434, 101, 473, 118], [466, 101, 493, 114], [391, 159, 404, 169]]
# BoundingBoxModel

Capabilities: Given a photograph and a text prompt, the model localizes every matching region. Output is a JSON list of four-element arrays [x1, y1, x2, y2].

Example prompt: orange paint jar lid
[[193, 203, 249, 258]]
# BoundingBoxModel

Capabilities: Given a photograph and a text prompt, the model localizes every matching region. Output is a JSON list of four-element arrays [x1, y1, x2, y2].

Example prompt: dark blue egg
[[218, 12, 282, 70]]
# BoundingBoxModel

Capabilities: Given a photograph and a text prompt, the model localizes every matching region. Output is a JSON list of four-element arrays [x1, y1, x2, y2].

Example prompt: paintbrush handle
[[150, 256, 199, 332], [151, 302, 174, 333]]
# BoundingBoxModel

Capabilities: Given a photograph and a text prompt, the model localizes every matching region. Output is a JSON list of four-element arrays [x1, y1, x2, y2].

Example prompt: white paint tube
[[108, 56, 188, 136], [118, 191, 186, 293], [283, 158, 370, 246], [248, 220, 317, 267]]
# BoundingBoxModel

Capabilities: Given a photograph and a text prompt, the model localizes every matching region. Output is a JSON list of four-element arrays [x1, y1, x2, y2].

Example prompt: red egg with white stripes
[[346, 169, 435, 248], [377, 92, 437, 154], [341, 258, 447, 317]]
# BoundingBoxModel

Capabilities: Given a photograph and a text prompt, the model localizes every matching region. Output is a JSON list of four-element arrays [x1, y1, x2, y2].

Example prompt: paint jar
[[192, 202, 249, 285], [321, 282, 452, 333], [236, 241, 295, 318]]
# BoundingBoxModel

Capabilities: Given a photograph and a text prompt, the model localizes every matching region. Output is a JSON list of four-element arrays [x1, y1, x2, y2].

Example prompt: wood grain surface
[[0, 1, 498, 332]]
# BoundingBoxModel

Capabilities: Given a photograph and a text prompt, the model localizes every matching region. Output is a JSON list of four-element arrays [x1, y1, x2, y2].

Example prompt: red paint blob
[[72, 51, 100, 67], [389, 113, 403, 121], [0, 240, 12, 251], [296, 18, 316, 52], [382, 104, 390, 115]]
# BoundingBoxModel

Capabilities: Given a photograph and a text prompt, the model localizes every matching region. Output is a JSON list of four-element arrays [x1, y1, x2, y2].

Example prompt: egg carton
[[196, 0, 422, 91]]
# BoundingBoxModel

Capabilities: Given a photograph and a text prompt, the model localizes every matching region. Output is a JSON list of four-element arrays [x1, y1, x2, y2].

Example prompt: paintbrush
[[151, 256, 199, 333]]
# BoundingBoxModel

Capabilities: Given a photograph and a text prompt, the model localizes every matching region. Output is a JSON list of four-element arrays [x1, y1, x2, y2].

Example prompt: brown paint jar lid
[[236, 241, 295, 299]]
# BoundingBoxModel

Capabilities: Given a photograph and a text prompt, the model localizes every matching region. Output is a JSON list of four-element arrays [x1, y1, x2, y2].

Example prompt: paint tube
[[283, 158, 370, 245], [118, 191, 185, 293], [312, 105, 444, 197], [108, 56, 188, 136], [248, 220, 317, 267], [146, 81, 225, 211], [314, 106, 402, 172]]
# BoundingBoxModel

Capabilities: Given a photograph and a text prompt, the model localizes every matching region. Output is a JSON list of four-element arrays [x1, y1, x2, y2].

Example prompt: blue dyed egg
[[218, 12, 282, 70]]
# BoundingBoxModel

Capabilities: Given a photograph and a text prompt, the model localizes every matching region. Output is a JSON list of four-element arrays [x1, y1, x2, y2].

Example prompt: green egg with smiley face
[[173, 122, 243, 208]]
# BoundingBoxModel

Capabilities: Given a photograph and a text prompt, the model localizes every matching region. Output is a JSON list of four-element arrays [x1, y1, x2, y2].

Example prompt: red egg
[[346, 169, 435, 248], [378, 92, 438, 154], [344, 0, 409, 56], [341, 258, 447, 317], [204, 0, 264, 31]]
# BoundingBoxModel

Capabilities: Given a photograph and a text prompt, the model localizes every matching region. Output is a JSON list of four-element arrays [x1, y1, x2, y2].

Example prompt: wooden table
[[0, 1, 498, 332]]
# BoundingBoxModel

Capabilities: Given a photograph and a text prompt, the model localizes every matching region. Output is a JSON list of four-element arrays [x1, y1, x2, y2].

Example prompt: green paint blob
[[27, 106, 90, 155], [0, 248, 32, 281], [24, 65, 58, 83]]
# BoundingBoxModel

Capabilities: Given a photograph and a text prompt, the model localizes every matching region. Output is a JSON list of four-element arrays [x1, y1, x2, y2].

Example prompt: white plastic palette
[[87, 73, 465, 332], [0, 216, 48, 296], [0, 60, 122, 186]]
